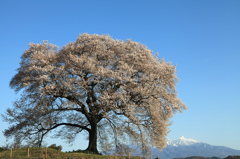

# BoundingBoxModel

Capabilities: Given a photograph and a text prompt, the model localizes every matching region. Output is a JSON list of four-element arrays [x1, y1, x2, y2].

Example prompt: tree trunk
[[86, 121, 99, 154]]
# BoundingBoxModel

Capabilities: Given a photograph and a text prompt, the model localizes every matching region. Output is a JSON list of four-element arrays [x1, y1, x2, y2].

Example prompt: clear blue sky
[[0, 0, 239, 151]]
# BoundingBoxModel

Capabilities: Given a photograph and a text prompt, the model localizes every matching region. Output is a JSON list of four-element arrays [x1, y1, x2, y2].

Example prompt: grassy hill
[[175, 156, 240, 159], [0, 147, 143, 159]]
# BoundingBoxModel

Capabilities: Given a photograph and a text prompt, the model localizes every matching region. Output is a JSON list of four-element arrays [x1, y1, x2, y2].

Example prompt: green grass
[[0, 147, 144, 159]]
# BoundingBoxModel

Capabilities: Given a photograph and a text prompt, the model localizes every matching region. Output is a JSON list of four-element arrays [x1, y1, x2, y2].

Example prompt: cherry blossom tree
[[3, 33, 187, 154]]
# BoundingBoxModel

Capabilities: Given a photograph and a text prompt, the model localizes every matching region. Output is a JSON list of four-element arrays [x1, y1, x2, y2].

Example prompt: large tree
[[3, 33, 187, 154]]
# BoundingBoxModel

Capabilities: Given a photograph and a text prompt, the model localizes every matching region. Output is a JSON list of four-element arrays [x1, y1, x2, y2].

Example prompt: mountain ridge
[[130, 136, 240, 159], [167, 136, 200, 147]]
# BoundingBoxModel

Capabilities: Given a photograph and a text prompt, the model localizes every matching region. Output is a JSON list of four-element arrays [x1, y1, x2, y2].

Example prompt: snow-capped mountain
[[130, 136, 240, 159], [167, 136, 200, 146]]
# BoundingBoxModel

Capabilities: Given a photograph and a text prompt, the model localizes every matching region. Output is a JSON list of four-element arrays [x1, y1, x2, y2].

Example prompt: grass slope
[[0, 147, 143, 159]]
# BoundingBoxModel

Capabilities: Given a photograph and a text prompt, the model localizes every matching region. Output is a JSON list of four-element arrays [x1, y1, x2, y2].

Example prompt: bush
[[0, 147, 5, 152], [48, 144, 62, 151]]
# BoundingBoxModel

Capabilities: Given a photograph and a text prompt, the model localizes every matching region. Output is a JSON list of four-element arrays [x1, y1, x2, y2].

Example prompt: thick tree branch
[[40, 122, 91, 133]]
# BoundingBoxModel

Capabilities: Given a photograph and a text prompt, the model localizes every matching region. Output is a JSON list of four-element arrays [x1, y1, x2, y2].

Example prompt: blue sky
[[0, 0, 239, 151]]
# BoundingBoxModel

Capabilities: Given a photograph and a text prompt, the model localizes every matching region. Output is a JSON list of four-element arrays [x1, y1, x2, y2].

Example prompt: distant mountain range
[[130, 136, 240, 159]]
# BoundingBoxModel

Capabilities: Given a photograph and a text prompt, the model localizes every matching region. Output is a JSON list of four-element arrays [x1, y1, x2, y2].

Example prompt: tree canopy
[[3, 33, 187, 154]]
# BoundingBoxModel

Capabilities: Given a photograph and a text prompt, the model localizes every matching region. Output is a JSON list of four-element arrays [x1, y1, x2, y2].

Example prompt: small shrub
[[0, 147, 5, 152], [48, 144, 62, 151]]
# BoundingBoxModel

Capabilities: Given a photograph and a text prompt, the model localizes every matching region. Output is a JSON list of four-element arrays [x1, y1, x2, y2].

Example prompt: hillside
[[0, 147, 142, 159], [174, 156, 240, 159], [174, 157, 221, 159]]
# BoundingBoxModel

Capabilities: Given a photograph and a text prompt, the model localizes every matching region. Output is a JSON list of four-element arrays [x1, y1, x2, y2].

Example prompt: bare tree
[[2, 33, 187, 154]]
